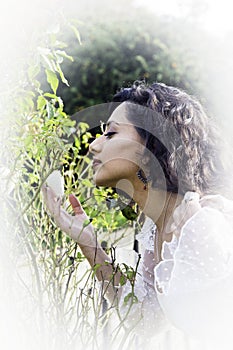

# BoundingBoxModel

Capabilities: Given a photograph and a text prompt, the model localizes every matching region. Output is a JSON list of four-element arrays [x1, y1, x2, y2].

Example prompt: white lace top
[[119, 192, 233, 348]]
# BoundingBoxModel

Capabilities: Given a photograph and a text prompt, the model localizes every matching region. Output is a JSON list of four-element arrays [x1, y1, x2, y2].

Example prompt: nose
[[89, 135, 104, 155]]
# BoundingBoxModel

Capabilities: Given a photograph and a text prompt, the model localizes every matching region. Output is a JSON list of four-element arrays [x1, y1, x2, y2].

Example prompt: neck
[[115, 178, 183, 236], [133, 184, 182, 235]]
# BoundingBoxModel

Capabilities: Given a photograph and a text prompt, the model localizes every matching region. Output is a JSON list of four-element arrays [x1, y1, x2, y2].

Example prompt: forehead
[[107, 102, 132, 126]]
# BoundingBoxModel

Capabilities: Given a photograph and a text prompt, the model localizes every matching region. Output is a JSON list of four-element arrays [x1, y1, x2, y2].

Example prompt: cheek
[[93, 138, 144, 187], [104, 159, 139, 172], [93, 159, 139, 187], [102, 139, 142, 165]]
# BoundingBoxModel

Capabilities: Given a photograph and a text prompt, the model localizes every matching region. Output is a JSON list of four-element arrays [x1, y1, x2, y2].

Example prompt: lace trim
[[136, 217, 156, 252]]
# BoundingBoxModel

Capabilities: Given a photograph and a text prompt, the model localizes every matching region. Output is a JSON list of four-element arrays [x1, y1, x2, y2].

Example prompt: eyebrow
[[106, 121, 120, 127]]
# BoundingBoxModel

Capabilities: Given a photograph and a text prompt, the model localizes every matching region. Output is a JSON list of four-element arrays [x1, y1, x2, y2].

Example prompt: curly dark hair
[[112, 81, 226, 196]]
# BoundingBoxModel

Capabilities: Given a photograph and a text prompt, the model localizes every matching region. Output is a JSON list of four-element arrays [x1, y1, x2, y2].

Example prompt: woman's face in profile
[[89, 103, 145, 189]]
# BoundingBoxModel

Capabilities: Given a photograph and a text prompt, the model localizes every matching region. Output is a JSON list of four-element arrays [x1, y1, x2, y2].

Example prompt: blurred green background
[[49, 0, 233, 141]]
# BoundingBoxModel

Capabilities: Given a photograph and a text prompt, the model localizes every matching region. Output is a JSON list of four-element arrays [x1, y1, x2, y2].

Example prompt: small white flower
[[46, 170, 64, 198]]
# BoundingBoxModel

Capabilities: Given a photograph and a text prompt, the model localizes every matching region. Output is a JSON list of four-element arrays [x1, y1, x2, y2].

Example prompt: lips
[[92, 158, 102, 168]]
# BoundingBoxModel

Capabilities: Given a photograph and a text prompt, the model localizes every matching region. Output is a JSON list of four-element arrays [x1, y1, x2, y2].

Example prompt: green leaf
[[56, 64, 69, 86], [69, 24, 82, 45], [83, 219, 91, 228], [124, 292, 138, 304], [120, 274, 127, 286], [68, 257, 74, 266], [74, 137, 81, 149], [46, 101, 54, 119], [66, 236, 71, 244], [93, 263, 101, 273], [77, 252, 85, 261], [82, 178, 94, 187], [78, 122, 90, 133], [121, 205, 138, 221], [44, 93, 58, 99], [37, 95, 47, 110], [38, 47, 55, 71], [24, 135, 33, 147], [45, 69, 59, 94], [56, 50, 74, 62]]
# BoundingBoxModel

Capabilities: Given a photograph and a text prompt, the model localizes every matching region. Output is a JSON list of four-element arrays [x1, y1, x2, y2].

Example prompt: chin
[[93, 173, 106, 187], [93, 174, 115, 188]]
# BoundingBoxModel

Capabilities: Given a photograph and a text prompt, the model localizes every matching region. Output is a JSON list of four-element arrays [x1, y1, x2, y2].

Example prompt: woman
[[42, 82, 233, 349]]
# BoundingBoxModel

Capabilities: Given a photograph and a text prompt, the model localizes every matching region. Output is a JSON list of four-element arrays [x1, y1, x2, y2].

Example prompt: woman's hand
[[42, 184, 121, 296], [42, 185, 96, 248]]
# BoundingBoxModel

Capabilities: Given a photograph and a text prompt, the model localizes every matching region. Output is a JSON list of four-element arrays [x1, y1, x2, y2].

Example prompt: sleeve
[[154, 199, 233, 346], [118, 217, 170, 338]]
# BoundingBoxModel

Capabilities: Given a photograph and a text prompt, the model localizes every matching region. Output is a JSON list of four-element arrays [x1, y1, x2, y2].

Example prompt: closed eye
[[103, 131, 117, 139]]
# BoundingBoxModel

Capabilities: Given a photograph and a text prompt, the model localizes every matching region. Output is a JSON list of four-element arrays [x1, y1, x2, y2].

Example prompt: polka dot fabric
[[119, 192, 233, 348], [155, 192, 233, 346]]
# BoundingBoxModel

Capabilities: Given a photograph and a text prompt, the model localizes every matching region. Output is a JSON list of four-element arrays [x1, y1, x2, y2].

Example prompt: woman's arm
[[42, 185, 122, 304]]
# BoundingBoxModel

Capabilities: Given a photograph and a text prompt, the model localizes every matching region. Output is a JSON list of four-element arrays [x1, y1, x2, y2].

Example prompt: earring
[[136, 169, 151, 190], [141, 157, 149, 166]]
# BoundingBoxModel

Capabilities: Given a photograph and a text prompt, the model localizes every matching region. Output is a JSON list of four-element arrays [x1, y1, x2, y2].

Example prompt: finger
[[44, 186, 61, 217], [69, 194, 85, 216], [41, 184, 49, 207], [41, 183, 48, 199], [42, 183, 57, 200]]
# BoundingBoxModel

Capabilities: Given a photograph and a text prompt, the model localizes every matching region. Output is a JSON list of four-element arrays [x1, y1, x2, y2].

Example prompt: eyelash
[[103, 131, 117, 139]]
